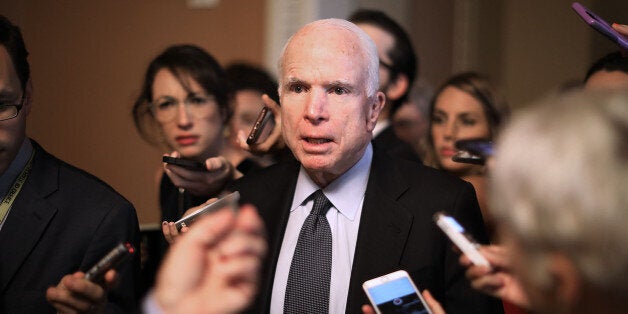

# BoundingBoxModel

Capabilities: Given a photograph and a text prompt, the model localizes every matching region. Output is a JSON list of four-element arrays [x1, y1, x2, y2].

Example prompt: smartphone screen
[[365, 275, 430, 314]]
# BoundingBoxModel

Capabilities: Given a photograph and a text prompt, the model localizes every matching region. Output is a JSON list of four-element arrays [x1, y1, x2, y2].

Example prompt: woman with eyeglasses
[[422, 72, 509, 235], [132, 45, 237, 293]]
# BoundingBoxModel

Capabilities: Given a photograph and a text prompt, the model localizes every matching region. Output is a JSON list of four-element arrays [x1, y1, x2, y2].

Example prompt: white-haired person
[[463, 91, 628, 314]]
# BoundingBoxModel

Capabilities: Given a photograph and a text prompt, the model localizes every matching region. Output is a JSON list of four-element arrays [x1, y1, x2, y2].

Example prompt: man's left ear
[[548, 252, 582, 309], [385, 73, 409, 102], [367, 91, 386, 129], [22, 79, 33, 116]]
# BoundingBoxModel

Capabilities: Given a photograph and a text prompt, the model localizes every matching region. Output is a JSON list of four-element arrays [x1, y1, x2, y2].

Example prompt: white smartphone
[[174, 191, 240, 231], [433, 212, 491, 268], [363, 270, 433, 314]]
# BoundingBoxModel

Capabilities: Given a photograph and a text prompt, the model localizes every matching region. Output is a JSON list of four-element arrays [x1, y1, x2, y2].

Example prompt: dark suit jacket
[[232, 146, 503, 314], [0, 141, 141, 313], [373, 125, 422, 164]]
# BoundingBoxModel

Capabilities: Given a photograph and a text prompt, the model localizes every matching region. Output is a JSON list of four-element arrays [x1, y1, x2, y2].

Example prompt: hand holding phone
[[363, 270, 433, 314], [572, 2, 628, 50], [434, 212, 491, 268], [174, 191, 240, 231], [84, 242, 135, 282], [246, 106, 274, 145], [163, 156, 207, 172], [452, 138, 493, 165]]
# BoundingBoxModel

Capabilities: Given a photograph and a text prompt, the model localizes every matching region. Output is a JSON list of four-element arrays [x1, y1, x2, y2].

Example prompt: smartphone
[[174, 191, 240, 231], [84, 242, 135, 282], [162, 156, 207, 172], [433, 212, 491, 268], [452, 138, 493, 165], [246, 106, 274, 145], [363, 270, 432, 314], [572, 2, 628, 50]]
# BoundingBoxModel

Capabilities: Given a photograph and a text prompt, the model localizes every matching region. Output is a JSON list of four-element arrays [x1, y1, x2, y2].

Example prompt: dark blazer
[[232, 146, 503, 314], [0, 141, 141, 313], [373, 125, 422, 164]]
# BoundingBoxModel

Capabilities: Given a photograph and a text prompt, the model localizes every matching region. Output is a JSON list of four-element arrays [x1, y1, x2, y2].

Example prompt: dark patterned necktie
[[284, 189, 333, 313]]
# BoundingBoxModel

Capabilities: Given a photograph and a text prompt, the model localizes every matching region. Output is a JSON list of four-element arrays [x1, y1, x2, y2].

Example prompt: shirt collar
[[372, 120, 389, 138], [291, 143, 373, 221]]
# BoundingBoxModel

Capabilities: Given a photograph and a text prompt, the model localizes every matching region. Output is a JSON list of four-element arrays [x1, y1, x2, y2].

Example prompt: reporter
[[132, 45, 237, 293], [483, 91, 628, 313]]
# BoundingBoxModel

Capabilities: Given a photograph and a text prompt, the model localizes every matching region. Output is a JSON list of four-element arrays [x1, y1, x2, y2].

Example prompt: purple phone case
[[572, 2, 628, 50]]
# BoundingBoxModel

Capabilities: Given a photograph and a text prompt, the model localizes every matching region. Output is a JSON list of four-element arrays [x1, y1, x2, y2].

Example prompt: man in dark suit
[[349, 9, 422, 164], [0, 15, 140, 313], [232, 19, 502, 313]]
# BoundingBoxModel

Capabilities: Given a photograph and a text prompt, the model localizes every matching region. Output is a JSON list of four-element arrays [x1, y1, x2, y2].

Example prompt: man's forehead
[[0, 46, 21, 93]]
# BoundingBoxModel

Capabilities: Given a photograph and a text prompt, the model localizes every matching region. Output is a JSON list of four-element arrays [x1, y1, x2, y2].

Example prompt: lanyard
[[0, 150, 35, 225]]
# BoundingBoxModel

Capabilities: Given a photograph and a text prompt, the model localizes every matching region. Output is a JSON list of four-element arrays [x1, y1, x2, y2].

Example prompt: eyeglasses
[[150, 93, 216, 123], [0, 92, 24, 121]]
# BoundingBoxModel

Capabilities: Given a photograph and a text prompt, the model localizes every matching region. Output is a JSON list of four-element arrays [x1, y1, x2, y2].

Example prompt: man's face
[[280, 26, 384, 185], [356, 23, 396, 93], [0, 46, 29, 175]]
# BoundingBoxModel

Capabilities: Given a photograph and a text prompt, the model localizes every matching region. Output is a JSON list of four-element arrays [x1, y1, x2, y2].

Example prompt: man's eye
[[331, 87, 348, 95], [461, 118, 477, 126], [289, 84, 306, 93]]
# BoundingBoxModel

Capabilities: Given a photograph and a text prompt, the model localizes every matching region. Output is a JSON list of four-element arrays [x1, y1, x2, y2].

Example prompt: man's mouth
[[304, 137, 332, 144]]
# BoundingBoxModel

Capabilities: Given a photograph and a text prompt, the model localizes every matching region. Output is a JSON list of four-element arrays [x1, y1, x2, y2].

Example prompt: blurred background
[[1, 0, 626, 226]]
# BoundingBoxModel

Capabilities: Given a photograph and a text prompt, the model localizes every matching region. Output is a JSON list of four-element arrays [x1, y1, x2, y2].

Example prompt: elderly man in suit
[[232, 18, 502, 314], [0, 15, 139, 313]]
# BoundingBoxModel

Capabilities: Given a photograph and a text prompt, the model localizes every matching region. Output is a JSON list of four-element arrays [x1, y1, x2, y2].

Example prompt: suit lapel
[[346, 151, 414, 313], [0, 143, 59, 292]]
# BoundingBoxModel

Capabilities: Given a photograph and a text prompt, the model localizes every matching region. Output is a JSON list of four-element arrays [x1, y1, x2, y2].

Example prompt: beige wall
[[0, 0, 265, 225]]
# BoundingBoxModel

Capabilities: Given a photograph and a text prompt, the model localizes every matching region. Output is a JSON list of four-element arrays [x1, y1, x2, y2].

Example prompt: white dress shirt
[[270, 143, 373, 314]]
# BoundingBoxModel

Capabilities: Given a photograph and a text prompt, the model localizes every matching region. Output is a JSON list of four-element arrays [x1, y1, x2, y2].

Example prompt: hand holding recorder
[[237, 94, 285, 154], [572, 2, 628, 51], [363, 270, 437, 314], [162, 192, 240, 244], [155, 205, 267, 314], [46, 243, 134, 313], [461, 245, 530, 309], [162, 151, 236, 198]]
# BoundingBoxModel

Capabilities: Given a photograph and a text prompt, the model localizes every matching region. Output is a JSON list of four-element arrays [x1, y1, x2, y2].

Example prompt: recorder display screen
[[367, 277, 429, 314]]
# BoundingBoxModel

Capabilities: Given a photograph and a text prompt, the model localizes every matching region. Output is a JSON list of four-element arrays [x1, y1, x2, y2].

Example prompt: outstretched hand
[[46, 270, 116, 313], [461, 245, 530, 309], [163, 151, 235, 198], [237, 94, 285, 154]]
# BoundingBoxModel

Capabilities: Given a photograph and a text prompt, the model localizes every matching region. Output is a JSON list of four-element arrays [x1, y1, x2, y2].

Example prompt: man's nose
[[304, 89, 327, 123]]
